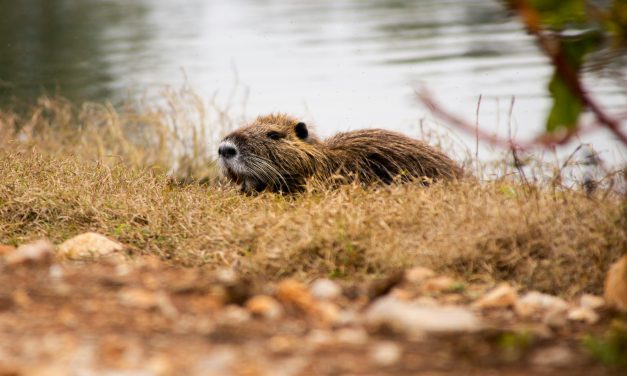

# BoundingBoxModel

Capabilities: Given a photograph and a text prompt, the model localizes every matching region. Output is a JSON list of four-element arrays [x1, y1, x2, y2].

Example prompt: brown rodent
[[218, 113, 461, 193]]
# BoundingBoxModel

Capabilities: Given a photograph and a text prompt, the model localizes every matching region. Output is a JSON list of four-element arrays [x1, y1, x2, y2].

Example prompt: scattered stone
[[370, 341, 402, 367], [12, 289, 32, 308], [543, 307, 568, 328], [316, 301, 341, 325], [390, 288, 412, 300], [440, 293, 465, 304], [414, 296, 439, 306], [268, 335, 297, 354], [220, 305, 251, 324], [5, 239, 54, 266], [604, 255, 627, 312], [365, 296, 480, 337], [335, 327, 369, 345], [276, 279, 316, 313], [147, 354, 174, 376], [422, 276, 457, 293], [306, 329, 334, 347], [579, 294, 604, 310], [405, 266, 435, 283], [57, 232, 123, 259], [514, 291, 569, 318], [0, 244, 16, 256], [472, 283, 518, 309], [531, 346, 574, 368], [48, 264, 64, 280], [567, 306, 599, 324], [194, 348, 236, 376], [118, 288, 159, 309], [310, 278, 342, 300], [246, 295, 283, 320], [215, 268, 238, 284], [334, 308, 358, 326]]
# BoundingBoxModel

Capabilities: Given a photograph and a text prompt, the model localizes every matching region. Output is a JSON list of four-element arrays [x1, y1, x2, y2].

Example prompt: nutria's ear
[[294, 122, 308, 139]]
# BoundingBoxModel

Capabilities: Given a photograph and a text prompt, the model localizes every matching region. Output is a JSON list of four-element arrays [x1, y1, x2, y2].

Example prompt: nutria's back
[[218, 114, 461, 193]]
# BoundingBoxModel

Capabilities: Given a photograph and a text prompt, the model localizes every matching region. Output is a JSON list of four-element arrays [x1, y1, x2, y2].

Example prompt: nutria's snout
[[218, 143, 237, 159]]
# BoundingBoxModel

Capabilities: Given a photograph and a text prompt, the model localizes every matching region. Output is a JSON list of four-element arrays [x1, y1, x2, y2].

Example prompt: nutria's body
[[218, 114, 461, 193]]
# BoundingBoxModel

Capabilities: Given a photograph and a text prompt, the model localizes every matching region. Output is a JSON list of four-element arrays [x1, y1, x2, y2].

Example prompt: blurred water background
[[1, 0, 625, 164]]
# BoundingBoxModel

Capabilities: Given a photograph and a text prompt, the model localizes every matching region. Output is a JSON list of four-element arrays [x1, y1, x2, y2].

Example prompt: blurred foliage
[[506, 0, 627, 134], [582, 320, 627, 369]]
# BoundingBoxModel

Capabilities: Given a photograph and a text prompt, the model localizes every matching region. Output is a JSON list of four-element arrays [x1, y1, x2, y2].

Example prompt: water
[[1, 0, 625, 163]]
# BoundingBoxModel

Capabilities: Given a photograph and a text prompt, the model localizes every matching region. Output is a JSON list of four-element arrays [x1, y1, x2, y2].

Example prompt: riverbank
[[1, 97, 626, 374]]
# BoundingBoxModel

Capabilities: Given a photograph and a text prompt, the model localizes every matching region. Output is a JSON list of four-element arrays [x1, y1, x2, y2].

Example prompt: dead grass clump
[[1, 149, 624, 297], [0, 88, 240, 180]]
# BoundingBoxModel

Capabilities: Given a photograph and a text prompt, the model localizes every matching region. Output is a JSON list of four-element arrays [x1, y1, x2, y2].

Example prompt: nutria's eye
[[267, 131, 285, 140], [294, 122, 308, 139]]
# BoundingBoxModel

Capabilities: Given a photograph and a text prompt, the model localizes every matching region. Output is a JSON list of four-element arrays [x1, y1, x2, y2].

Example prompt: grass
[[0, 95, 625, 297]]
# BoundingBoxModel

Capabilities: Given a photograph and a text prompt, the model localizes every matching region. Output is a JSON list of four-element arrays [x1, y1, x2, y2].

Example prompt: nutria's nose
[[218, 144, 237, 159]]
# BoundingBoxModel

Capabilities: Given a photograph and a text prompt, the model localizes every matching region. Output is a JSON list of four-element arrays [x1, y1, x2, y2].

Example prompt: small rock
[[472, 283, 518, 309], [414, 296, 439, 306], [5, 239, 54, 266], [268, 335, 298, 354], [0, 244, 16, 256], [276, 279, 316, 313], [531, 346, 574, 368], [390, 288, 413, 300], [57, 232, 123, 259], [335, 327, 369, 345], [335, 308, 358, 326], [310, 278, 342, 300], [440, 293, 465, 304], [580, 294, 604, 310], [12, 289, 32, 308], [370, 341, 402, 367], [567, 306, 599, 324], [405, 266, 435, 283], [514, 291, 569, 318], [306, 329, 334, 347], [317, 301, 341, 325], [246, 295, 283, 320], [118, 287, 158, 309], [366, 296, 480, 337], [422, 276, 457, 293], [543, 307, 568, 328], [604, 255, 627, 312], [220, 305, 251, 324], [215, 268, 238, 284]]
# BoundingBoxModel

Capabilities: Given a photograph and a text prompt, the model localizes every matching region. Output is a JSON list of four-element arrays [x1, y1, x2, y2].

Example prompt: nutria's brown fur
[[218, 114, 461, 193]]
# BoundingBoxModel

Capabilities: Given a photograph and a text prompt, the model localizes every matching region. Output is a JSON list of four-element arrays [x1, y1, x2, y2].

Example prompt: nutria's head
[[218, 114, 326, 193]]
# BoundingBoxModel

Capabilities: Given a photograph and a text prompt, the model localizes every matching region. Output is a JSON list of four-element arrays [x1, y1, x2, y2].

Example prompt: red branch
[[511, 0, 627, 146], [416, 89, 579, 151], [417, 0, 627, 149]]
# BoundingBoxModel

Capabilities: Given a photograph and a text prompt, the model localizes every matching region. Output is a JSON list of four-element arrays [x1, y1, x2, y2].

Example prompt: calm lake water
[[1, 0, 625, 163]]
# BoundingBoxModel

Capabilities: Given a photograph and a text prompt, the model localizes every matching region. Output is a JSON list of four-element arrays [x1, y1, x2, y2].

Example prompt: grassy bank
[[0, 96, 625, 297], [1, 152, 625, 296]]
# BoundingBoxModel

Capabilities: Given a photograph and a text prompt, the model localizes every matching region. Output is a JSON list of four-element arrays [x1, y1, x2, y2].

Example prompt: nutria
[[218, 114, 461, 193]]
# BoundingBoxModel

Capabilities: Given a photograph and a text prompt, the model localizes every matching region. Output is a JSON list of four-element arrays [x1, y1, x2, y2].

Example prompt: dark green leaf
[[546, 71, 583, 132]]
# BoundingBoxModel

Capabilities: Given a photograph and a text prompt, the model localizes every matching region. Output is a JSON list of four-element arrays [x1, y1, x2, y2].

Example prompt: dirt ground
[[0, 256, 623, 376]]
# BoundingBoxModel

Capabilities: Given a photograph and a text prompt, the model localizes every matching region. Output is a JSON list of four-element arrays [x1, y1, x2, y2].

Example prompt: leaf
[[544, 31, 601, 133], [546, 72, 583, 132], [528, 0, 587, 28]]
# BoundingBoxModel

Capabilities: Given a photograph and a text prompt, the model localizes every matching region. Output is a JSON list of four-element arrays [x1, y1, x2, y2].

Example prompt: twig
[[416, 89, 578, 150], [475, 94, 482, 174], [510, 0, 627, 146]]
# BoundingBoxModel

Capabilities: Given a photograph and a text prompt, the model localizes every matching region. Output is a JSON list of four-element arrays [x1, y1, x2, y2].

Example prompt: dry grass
[[0, 87, 242, 180], [0, 96, 625, 297]]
